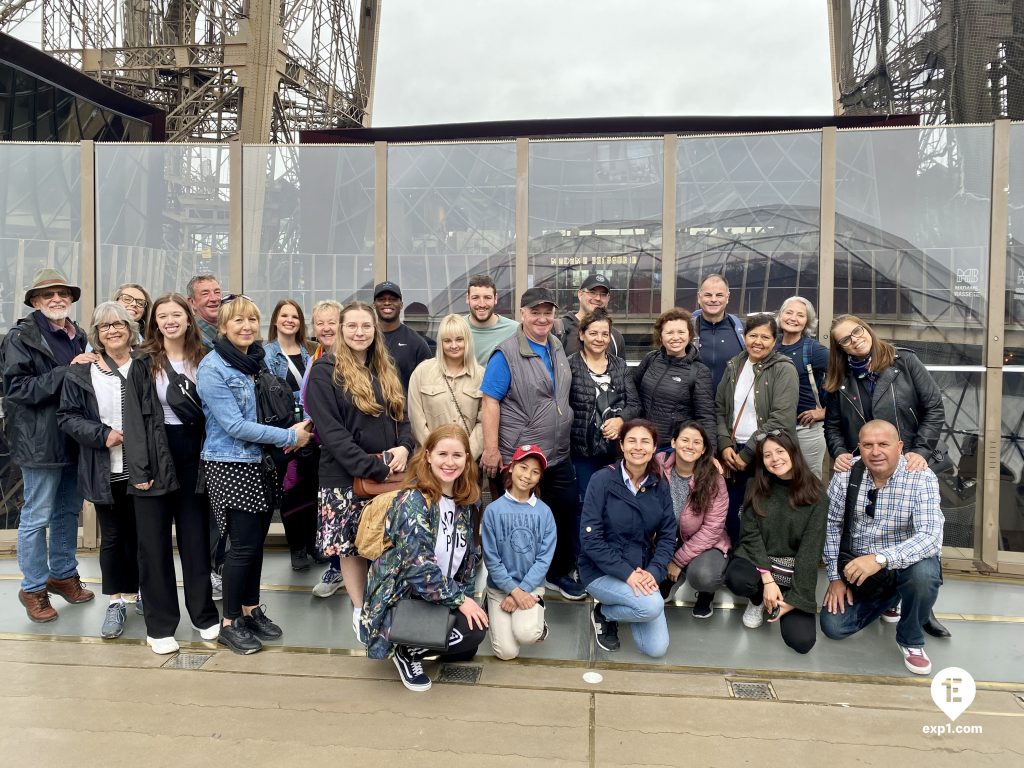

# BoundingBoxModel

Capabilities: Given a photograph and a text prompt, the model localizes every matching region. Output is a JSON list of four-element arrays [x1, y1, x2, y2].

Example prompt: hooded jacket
[[633, 345, 716, 450], [2, 314, 87, 468], [715, 351, 798, 465]]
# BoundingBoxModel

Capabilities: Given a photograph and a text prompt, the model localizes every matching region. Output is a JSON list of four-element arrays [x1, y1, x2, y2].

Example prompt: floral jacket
[[363, 488, 480, 659]]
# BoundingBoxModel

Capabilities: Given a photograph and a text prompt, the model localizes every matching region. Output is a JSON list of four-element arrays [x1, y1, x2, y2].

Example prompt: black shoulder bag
[[254, 365, 298, 465], [837, 461, 898, 600], [161, 359, 204, 427]]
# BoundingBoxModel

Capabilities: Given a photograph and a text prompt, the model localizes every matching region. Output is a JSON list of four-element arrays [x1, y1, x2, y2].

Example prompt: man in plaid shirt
[[820, 420, 943, 675]]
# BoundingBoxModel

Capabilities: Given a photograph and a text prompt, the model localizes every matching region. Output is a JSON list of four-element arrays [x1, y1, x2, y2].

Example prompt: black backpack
[[254, 365, 298, 464]]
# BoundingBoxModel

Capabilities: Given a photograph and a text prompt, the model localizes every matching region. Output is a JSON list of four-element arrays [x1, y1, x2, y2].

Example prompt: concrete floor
[[0, 553, 1022, 765]]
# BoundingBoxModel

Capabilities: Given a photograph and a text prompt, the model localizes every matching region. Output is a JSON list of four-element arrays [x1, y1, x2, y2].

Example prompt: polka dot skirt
[[204, 461, 275, 535]]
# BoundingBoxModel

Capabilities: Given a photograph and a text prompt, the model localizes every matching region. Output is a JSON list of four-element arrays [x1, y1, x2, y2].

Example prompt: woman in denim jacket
[[196, 295, 312, 654]]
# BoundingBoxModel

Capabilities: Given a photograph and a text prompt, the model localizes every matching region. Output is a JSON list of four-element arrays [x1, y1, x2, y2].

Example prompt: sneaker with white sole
[[312, 566, 343, 598], [393, 645, 432, 692], [210, 571, 223, 601], [591, 604, 620, 651], [742, 601, 764, 629], [146, 635, 180, 655], [899, 644, 932, 675], [882, 605, 901, 623], [193, 623, 220, 641], [100, 601, 127, 638]]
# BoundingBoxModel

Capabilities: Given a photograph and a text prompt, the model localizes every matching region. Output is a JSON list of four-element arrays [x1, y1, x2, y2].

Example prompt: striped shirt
[[824, 456, 943, 581]]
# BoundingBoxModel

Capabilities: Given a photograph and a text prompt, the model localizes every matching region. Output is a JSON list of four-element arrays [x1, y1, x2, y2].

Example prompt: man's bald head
[[858, 420, 904, 481], [860, 419, 899, 443]]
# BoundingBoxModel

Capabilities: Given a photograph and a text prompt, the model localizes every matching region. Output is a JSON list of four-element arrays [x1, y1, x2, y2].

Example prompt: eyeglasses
[[220, 294, 253, 305], [33, 289, 71, 300], [96, 321, 128, 333], [865, 487, 878, 518], [836, 325, 866, 348], [581, 289, 610, 298], [116, 293, 148, 310]]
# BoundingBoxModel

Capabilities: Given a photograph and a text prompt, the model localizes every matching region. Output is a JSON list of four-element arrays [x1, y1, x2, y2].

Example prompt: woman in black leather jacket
[[823, 313, 951, 639]]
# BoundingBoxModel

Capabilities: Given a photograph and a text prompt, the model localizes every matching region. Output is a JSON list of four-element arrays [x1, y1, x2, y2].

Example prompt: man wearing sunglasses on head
[[2, 268, 99, 622], [819, 420, 943, 677]]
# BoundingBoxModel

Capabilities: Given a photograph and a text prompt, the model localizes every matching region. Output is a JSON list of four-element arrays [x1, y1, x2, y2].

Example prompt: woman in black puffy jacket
[[568, 309, 640, 504], [633, 308, 716, 452]]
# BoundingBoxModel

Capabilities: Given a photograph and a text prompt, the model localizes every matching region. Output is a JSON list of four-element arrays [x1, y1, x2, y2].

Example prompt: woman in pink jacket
[[656, 421, 730, 619]]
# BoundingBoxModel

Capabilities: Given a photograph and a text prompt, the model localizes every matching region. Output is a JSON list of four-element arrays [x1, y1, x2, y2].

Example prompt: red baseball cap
[[507, 444, 548, 471]]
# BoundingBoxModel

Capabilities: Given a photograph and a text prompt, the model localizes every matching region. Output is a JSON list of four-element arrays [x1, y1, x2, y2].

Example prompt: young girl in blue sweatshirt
[[482, 444, 557, 660]]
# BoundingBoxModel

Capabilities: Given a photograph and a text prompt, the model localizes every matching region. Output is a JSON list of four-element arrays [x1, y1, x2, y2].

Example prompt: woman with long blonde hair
[[407, 313, 484, 459], [305, 301, 414, 638]]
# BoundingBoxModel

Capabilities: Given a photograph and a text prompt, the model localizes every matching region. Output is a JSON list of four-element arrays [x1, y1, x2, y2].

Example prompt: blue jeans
[[18, 465, 83, 592], [819, 556, 941, 648], [586, 575, 670, 658]]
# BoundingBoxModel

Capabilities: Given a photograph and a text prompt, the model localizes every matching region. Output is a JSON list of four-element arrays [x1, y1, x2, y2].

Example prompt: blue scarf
[[848, 355, 879, 395]]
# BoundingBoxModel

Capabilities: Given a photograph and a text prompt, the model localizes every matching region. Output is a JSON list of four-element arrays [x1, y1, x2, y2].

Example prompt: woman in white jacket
[[407, 314, 484, 458]]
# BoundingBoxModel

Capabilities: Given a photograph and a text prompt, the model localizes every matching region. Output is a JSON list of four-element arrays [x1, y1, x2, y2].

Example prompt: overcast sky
[[371, 0, 835, 125], [8, 0, 835, 126]]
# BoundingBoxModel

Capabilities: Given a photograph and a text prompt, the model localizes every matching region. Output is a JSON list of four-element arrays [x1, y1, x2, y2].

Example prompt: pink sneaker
[[882, 605, 900, 623], [899, 644, 932, 675]]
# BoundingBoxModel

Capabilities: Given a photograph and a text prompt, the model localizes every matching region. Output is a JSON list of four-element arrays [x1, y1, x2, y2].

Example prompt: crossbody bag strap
[[442, 372, 472, 436], [729, 367, 757, 443], [285, 355, 304, 387], [840, 460, 867, 554], [802, 340, 822, 410]]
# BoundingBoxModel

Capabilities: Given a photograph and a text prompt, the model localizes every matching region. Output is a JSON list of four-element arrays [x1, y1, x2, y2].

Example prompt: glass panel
[[243, 145, 375, 331], [676, 132, 821, 318], [0, 143, 82, 530], [387, 143, 516, 331], [96, 144, 230, 302], [1000, 371, 1024, 553], [834, 126, 991, 365], [528, 139, 663, 358], [1004, 124, 1024, 363]]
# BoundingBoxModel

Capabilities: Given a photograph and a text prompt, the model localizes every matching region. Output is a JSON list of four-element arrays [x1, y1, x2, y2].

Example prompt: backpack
[[355, 488, 404, 560]]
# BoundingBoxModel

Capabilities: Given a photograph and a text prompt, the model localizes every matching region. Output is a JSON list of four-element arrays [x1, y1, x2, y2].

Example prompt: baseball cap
[[580, 274, 611, 291], [520, 287, 558, 309], [507, 444, 548, 471], [373, 281, 402, 300]]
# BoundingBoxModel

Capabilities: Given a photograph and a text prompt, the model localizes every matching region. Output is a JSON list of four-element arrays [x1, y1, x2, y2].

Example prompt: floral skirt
[[316, 486, 369, 558]]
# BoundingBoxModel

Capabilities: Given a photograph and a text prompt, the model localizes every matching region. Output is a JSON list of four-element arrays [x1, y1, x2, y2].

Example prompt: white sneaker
[[352, 607, 366, 645], [312, 567, 343, 598], [742, 601, 764, 629], [146, 636, 180, 655], [193, 623, 220, 641]]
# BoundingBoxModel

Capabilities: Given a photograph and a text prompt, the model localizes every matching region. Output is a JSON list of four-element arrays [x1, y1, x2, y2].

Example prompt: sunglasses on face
[[34, 289, 71, 300]]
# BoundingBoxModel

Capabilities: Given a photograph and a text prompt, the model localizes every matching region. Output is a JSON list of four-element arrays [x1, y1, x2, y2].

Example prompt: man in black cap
[[373, 281, 430, 392], [480, 286, 585, 600], [557, 273, 626, 358], [2, 268, 97, 623]]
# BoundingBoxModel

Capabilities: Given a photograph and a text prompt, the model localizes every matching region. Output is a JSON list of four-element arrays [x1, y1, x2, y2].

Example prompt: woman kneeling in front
[[579, 419, 676, 657], [723, 429, 826, 654], [363, 424, 489, 692]]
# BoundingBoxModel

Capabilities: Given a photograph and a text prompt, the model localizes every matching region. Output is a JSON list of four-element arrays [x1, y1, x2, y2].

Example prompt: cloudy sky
[[372, 0, 835, 125]]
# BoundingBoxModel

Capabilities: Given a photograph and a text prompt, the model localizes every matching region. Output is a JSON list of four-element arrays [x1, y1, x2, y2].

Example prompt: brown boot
[[47, 575, 95, 604], [19, 589, 58, 623]]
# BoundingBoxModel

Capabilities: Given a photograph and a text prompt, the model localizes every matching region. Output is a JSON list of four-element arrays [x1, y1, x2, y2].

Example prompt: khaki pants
[[796, 422, 827, 480], [486, 586, 547, 660]]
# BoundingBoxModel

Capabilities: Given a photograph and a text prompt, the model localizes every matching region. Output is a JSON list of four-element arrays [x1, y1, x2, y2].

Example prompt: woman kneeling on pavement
[[580, 419, 676, 658], [363, 424, 489, 692], [723, 429, 826, 654]]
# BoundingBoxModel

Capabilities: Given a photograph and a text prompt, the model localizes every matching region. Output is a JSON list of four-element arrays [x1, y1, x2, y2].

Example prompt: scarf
[[213, 336, 265, 376], [848, 354, 879, 395]]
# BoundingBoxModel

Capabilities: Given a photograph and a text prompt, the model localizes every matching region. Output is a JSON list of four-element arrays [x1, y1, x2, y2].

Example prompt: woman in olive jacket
[[715, 313, 798, 546]]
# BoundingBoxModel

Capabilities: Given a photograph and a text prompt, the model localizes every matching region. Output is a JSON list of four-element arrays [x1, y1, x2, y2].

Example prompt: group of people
[[1, 266, 950, 692]]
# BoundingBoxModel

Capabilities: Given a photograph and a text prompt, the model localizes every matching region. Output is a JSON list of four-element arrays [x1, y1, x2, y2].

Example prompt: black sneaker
[[537, 621, 549, 643], [393, 645, 432, 692], [242, 605, 282, 640], [290, 548, 312, 572], [218, 618, 262, 655], [692, 592, 714, 619], [591, 604, 620, 652]]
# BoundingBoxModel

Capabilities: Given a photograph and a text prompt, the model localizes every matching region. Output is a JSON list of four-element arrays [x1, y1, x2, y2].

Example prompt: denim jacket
[[263, 339, 310, 395], [196, 348, 297, 463]]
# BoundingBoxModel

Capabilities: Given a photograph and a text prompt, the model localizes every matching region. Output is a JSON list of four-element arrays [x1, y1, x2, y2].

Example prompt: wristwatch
[[874, 553, 887, 568]]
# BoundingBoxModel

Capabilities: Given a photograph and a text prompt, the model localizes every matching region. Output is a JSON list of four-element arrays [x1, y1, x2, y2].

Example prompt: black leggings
[[221, 505, 274, 620], [95, 480, 139, 596], [724, 555, 817, 654]]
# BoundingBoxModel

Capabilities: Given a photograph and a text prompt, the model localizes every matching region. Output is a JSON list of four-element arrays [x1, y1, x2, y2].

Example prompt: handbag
[[161, 359, 204, 426], [586, 371, 624, 457], [388, 598, 456, 651], [768, 556, 795, 588], [838, 461, 898, 600], [353, 460, 408, 499]]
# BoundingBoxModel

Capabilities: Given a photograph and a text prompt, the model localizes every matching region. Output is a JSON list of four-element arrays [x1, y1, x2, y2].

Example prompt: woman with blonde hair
[[305, 301, 414, 637], [407, 313, 484, 459], [363, 423, 487, 691]]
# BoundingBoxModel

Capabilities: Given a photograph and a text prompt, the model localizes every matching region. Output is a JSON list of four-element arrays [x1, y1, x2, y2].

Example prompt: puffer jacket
[[57, 363, 118, 505], [824, 347, 944, 459], [122, 351, 181, 498], [568, 352, 641, 458], [1, 315, 86, 468], [715, 351, 798, 465], [633, 345, 716, 449]]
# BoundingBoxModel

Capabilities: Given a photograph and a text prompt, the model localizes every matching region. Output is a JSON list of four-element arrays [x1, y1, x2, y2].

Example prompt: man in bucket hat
[[1, 268, 97, 621]]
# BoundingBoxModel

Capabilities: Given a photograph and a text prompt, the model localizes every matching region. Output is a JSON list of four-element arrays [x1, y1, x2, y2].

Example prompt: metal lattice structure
[[829, 0, 1024, 124], [0, 0, 380, 142]]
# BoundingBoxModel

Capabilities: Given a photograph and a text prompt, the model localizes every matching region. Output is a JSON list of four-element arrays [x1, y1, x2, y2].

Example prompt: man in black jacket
[[373, 281, 430, 393], [557, 273, 626, 358], [2, 269, 97, 622]]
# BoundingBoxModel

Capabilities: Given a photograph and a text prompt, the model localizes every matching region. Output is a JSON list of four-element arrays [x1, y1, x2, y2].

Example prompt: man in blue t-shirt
[[480, 287, 584, 600]]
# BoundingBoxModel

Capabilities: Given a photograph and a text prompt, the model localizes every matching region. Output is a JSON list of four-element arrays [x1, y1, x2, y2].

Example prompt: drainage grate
[[728, 680, 776, 700], [162, 653, 212, 670], [437, 664, 482, 685]]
